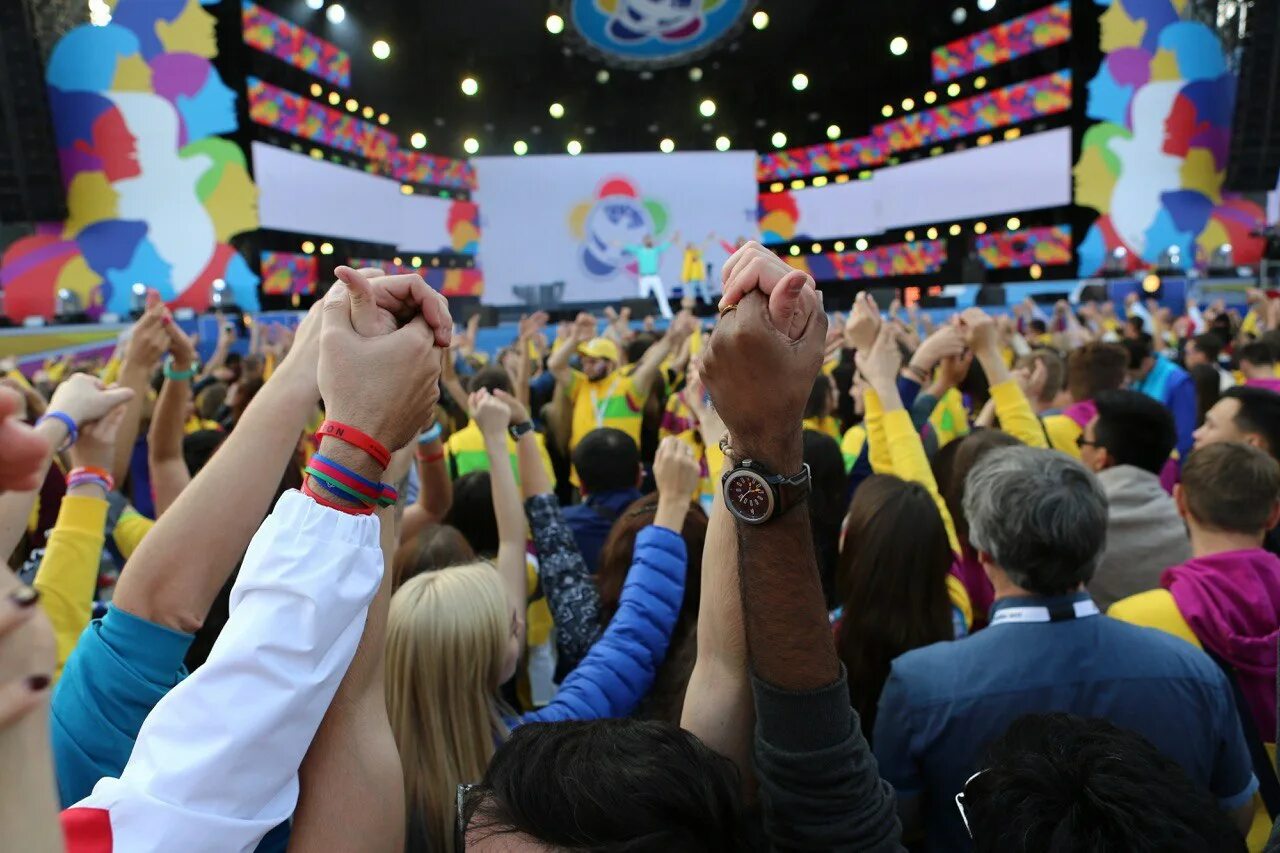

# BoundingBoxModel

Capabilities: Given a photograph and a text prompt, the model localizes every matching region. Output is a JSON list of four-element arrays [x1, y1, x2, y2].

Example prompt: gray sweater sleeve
[[752, 669, 905, 852]]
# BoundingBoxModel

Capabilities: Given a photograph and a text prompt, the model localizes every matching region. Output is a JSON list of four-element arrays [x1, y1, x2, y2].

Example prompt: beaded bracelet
[[163, 356, 198, 382], [316, 420, 390, 469], [37, 412, 78, 451]]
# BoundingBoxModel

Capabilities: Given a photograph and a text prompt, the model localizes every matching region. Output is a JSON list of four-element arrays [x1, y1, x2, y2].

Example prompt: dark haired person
[[1239, 340, 1280, 393], [1125, 334, 1197, 461], [1041, 341, 1129, 457], [1186, 331, 1234, 392], [444, 367, 554, 484], [562, 427, 643, 574], [1111, 442, 1280, 847], [1195, 386, 1280, 461], [960, 714, 1247, 853], [1077, 390, 1190, 609], [874, 446, 1258, 850]]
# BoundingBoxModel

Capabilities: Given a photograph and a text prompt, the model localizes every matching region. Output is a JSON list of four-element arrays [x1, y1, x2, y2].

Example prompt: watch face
[[724, 469, 775, 524]]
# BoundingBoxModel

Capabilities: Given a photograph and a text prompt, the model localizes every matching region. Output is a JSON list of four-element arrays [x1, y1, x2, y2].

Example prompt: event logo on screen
[[569, 177, 670, 280], [0, 0, 261, 321], [570, 0, 748, 67]]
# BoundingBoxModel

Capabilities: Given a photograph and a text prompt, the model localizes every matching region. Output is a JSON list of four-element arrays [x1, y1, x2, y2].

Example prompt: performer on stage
[[620, 232, 679, 320], [679, 237, 715, 306]]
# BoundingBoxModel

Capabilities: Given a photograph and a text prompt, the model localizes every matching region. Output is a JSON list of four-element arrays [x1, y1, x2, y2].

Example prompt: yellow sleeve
[[98, 356, 121, 385], [112, 507, 155, 561], [1108, 589, 1200, 646], [863, 388, 894, 476], [5, 368, 34, 392], [989, 380, 1049, 449], [705, 435, 727, 479], [841, 425, 867, 473], [883, 408, 961, 554], [946, 574, 973, 633], [33, 495, 108, 679], [1042, 414, 1083, 459]]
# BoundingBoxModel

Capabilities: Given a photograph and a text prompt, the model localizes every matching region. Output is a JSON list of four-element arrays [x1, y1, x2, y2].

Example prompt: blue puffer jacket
[[518, 525, 686, 724]]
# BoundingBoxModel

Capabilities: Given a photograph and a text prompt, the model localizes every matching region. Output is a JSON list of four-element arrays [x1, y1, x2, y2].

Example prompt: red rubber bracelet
[[417, 450, 446, 464], [316, 420, 391, 469], [302, 479, 375, 516]]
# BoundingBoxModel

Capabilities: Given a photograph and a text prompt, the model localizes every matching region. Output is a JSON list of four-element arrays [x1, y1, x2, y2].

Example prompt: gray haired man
[[871, 446, 1258, 852]]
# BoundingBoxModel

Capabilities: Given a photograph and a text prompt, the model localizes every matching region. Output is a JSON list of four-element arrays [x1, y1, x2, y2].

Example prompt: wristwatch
[[721, 458, 811, 525], [509, 420, 535, 441]]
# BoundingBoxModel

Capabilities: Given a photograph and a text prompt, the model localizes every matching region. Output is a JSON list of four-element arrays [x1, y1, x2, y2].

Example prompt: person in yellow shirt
[[802, 374, 841, 440], [1041, 341, 1128, 457], [547, 311, 693, 460], [445, 367, 555, 486], [1110, 443, 1280, 850]]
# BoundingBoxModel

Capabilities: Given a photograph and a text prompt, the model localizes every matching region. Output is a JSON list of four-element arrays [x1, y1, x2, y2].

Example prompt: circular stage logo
[[569, 177, 669, 280], [568, 0, 749, 69]]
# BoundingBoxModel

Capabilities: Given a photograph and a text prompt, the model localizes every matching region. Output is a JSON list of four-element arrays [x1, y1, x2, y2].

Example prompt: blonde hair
[[385, 563, 512, 853]]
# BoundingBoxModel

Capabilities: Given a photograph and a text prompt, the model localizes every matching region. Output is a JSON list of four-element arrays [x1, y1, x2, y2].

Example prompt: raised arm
[[959, 308, 1048, 449], [109, 300, 171, 486], [471, 390, 529, 650], [704, 255, 904, 852], [630, 310, 693, 399], [522, 437, 696, 724], [147, 319, 200, 517], [197, 319, 235, 382], [547, 312, 594, 387]]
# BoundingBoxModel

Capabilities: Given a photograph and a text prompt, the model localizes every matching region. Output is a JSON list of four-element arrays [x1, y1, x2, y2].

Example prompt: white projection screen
[[776, 127, 1073, 243], [474, 150, 759, 306], [252, 142, 456, 253]]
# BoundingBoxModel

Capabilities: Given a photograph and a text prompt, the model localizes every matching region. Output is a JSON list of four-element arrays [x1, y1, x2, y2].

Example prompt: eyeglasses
[[955, 769, 987, 838], [1075, 435, 1103, 449]]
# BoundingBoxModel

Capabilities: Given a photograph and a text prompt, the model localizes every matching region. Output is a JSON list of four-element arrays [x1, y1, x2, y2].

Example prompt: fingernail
[[26, 675, 50, 692], [9, 586, 39, 608]]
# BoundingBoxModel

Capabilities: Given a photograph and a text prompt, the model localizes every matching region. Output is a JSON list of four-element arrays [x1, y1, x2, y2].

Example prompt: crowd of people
[[1, 244, 1280, 851]]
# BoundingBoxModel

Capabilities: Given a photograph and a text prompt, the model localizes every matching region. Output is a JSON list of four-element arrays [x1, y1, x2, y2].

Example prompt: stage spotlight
[[328, 91, 340, 105], [889, 36, 908, 56], [791, 73, 809, 91], [326, 3, 345, 23], [881, 104, 893, 117], [596, 69, 610, 84], [309, 148, 323, 159], [974, 76, 987, 90], [715, 135, 731, 151], [924, 90, 937, 104], [811, 243, 822, 254], [902, 97, 915, 111], [372, 40, 390, 59], [689, 67, 703, 82], [410, 132, 426, 149], [546, 13, 564, 34], [463, 137, 480, 154], [949, 224, 961, 236], [855, 238, 869, 251], [1030, 264, 1043, 280], [513, 139, 528, 155], [812, 175, 828, 187], [567, 139, 582, 155], [770, 181, 784, 192], [1142, 273, 1161, 294], [947, 82, 961, 97], [789, 245, 801, 256], [790, 179, 805, 189], [930, 145, 944, 156], [301, 240, 316, 254], [345, 98, 358, 112], [461, 77, 479, 96], [1007, 216, 1021, 230], [977, 0, 996, 10], [951, 6, 966, 24], [305, 0, 323, 8], [393, 257, 403, 266], [752, 10, 769, 29], [859, 170, 872, 180], [974, 221, 987, 234], [378, 113, 389, 125], [1004, 127, 1021, 140], [400, 184, 413, 195], [905, 230, 916, 241], [362, 106, 374, 119], [320, 242, 334, 255], [772, 131, 787, 148], [700, 99, 716, 117], [549, 102, 565, 118], [834, 241, 846, 252], [977, 134, 992, 146], [309, 83, 322, 97], [826, 124, 841, 140], [660, 137, 675, 153], [926, 227, 939, 239], [835, 174, 850, 183], [412, 256, 423, 268]]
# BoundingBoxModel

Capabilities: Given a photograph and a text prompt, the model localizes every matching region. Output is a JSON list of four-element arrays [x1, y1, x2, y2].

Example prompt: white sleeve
[[67, 490, 383, 853]]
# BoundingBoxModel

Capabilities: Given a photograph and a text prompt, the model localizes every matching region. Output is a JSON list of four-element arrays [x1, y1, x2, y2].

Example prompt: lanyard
[[988, 598, 1100, 626], [588, 375, 622, 428]]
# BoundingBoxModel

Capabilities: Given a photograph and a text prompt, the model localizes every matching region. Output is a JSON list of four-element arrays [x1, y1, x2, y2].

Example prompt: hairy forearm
[[734, 434, 837, 692], [112, 373, 317, 633], [547, 338, 574, 384], [631, 334, 677, 392]]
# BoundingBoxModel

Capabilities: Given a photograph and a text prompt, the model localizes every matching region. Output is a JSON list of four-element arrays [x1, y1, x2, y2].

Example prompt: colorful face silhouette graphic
[[569, 177, 669, 280], [571, 0, 748, 66], [0, 0, 258, 321], [1075, 0, 1264, 273]]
